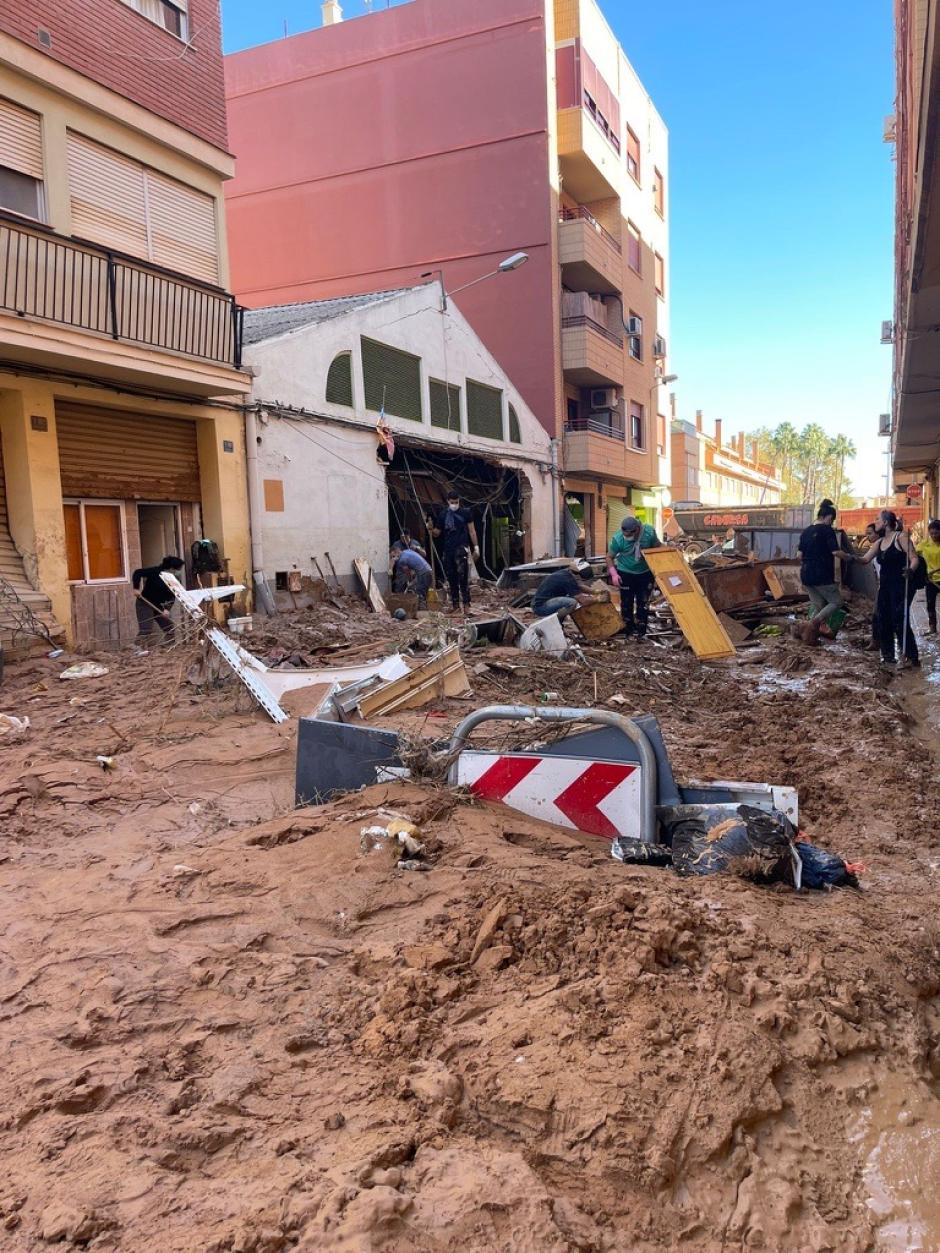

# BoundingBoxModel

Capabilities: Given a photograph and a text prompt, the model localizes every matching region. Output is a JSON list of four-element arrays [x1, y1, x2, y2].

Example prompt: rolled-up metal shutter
[[56, 403, 200, 501], [0, 98, 43, 180], [67, 132, 148, 258]]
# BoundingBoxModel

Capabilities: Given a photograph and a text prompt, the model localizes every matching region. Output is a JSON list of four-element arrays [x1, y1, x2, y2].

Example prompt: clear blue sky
[[220, 0, 895, 497]]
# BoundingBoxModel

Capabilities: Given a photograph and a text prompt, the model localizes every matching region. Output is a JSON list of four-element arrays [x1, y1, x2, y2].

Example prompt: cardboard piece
[[354, 557, 387, 614], [386, 592, 419, 618], [765, 564, 805, 599], [357, 645, 471, 717], [718, 613, 753, 645], [572, 600, 624, 641], [642, 549, 736, 660]]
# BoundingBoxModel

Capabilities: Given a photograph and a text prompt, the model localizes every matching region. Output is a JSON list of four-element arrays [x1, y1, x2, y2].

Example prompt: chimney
[[322, 1, 343, 24], [695, 409, 703, 433], [714, 418, 722, 446], [737, 432, 746, 458]]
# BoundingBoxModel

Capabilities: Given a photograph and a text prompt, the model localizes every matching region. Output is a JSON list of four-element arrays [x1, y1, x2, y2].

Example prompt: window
[[654, 252, 665, 297], [63, 501, 126, 583], [627, 224, 641, 274], [66, 133, 218, 283], [628, 310, 642, 361], [360, 337, 422, 421], [429, 379, 461, 431], [653, 167, 664, 216], [119, 0, 188, 40], [629, 402, 645, 449], [325, 352, 353, 407], [466, 380, 503, 440], [508, 404, 521, 444], [626, 128, 641, 183], [0, 98, 45, 221]]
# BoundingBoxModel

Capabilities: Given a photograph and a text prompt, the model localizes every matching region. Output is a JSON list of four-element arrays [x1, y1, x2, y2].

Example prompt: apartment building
[[224, 0, 670, 555], [671, 414, 784, 508], [0, 0, 250, 647], [891, 0, 940, 519]]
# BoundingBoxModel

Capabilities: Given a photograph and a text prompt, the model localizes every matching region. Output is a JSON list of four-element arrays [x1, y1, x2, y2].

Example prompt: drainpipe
[[245, 404, 277, 615], [550, 438, 560, 557]]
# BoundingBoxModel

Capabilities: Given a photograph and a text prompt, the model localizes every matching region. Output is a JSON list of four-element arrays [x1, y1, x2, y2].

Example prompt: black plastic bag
[[661, 803, 798, 884], [611, 836, 673, 867], [795, 841, 859, 890]]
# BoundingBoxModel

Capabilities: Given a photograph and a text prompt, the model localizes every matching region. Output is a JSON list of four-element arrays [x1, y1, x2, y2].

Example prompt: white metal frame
[[63, 498, 130, 585]]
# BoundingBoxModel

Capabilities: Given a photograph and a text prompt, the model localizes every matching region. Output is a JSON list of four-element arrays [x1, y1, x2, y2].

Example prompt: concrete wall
[[224, 0, 559, 433], [245, 285, 557, 581]]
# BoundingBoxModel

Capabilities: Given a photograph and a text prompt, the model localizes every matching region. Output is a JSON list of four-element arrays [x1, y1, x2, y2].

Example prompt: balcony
[[0, 216, 247, 396], [558, 207, 622, 295], [561, 314, 624, 387], [557, 107, 621, 203]]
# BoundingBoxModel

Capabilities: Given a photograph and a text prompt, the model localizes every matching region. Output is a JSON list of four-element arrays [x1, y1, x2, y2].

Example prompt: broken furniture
[[643, 548, 736, 660], [571, 600, 624, 641]]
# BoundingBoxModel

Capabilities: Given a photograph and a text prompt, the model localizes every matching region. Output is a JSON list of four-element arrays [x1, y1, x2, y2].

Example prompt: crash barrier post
[[447, 705, 658, 844]]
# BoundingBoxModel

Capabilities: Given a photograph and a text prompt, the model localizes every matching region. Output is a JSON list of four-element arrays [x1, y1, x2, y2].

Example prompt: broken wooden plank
[[642, 548, 736, 660], [353, 557, 387, 614], [572, 600, 624, 641], [357, 645, 470, 717], [718, 612, 753, 646]]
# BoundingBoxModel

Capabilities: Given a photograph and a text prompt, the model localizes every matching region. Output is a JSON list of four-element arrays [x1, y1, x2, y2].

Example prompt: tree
[[771, 423, 800, 498], [829, 434, 857, 507]]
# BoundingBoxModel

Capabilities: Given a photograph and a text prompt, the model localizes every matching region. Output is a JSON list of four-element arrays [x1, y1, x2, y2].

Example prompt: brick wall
[[0, 0, 227, 151]]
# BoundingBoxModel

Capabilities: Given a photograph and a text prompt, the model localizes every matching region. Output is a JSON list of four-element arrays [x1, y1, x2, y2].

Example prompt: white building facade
[[242, 284, 557, 594]]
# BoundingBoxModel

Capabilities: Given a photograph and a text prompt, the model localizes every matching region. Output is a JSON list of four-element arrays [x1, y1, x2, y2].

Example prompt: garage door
[[56, 402, 201, 501]]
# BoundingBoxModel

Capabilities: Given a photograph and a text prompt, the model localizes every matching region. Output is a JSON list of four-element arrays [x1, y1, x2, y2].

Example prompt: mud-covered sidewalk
[[0, 607, 938, 1251]]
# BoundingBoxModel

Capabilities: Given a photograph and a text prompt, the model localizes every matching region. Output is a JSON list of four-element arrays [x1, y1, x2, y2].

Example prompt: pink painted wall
[[224, 0, 558, 433]]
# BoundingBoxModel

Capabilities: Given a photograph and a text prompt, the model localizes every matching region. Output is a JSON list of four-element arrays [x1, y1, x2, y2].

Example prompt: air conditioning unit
[[590, 387, 618, 410], [883, 114, 897, 143], [880, 320, 894, 344], [878, 412, 892, 436], [627, 315, 643, 335], [653, 334, 667, 358]]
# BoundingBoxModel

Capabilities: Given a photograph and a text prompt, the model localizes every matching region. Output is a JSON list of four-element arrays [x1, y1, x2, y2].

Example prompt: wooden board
[[353, 557, 387, 614], [765, 564, 805, 600], [643, 548, 737, 660], [357, 645, 470, 717], [572, 600, 624, 640], [718, 612, 753, 645]]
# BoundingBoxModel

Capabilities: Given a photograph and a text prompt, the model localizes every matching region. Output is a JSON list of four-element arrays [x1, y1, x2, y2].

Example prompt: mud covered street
[[0, 607, 939, 1251]]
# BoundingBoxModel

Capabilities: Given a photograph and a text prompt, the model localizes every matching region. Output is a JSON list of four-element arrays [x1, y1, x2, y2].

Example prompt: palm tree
[[830, 435, 857, 507], [798, 424, 830, 505], [771, 423, 800, 500]]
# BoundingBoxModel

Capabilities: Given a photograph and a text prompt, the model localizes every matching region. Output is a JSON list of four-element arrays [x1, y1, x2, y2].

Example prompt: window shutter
[[146, 169, 219, 284], [0, 98, 43, 180], [508, 404, 521, 444], [67, 133, 148, 258], [326, 352, 353, 406], [467, 381, 503, 440], [361, 337, 422, 421], [429, 379, 460, 431]]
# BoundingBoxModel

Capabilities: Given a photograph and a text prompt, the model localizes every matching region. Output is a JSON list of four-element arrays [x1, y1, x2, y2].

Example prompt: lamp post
[[421, 252, 529, 310]]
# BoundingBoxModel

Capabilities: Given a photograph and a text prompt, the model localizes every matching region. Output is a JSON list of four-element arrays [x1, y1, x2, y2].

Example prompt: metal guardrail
[[565, 416, 625, 439], [560, 314, 623, 348], [559, 205, 622, 254], [0, 215, 243, 368]]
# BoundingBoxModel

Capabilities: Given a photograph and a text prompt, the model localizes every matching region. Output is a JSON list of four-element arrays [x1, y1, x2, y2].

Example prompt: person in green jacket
[[607, 516, 661, 638]]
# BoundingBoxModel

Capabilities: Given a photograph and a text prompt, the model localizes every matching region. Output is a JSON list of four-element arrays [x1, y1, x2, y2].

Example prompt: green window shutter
[[361, 336, 422, 421], [429, 379, 461, 431], [325, 352, 353, 406], [508, 403, 521, 443], [467, 380, 503, 440]]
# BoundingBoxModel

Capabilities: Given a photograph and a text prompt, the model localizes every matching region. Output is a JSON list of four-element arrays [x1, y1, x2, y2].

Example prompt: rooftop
[[242, 287, 414, 345]]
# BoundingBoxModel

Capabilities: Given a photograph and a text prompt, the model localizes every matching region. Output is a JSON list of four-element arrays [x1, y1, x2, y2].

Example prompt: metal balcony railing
[[561, 314, 623, 348], [559, 205, 622, 254], [0, 214, 244, 369], [565, 415, 625, 440]]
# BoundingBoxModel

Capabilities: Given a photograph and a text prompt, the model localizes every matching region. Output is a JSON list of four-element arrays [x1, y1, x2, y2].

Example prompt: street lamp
[[421, 252, 529, 309]]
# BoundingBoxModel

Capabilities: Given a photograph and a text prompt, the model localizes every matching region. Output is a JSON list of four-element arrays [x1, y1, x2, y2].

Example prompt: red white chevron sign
[[456, 752, 641, 840]]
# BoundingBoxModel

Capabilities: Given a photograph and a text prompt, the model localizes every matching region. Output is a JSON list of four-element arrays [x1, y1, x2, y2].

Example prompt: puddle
[[754, 671, 811, 695], [853, 1071, 940, 1250]]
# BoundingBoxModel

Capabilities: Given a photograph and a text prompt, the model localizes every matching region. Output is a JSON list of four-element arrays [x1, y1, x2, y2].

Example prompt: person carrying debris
[[857, 510, 921, 667], [132, 555, 185, 641], [389, 542, 432, 608], [915, 518, 940, 635], [797, 500, 851, 629], [427, 491, 480, 616], [607, 516, 660, 639], [532, 559, 597, 619]]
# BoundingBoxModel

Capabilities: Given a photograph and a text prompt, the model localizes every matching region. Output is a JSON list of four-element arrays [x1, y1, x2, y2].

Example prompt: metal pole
[[446, 704, 659, 844], [550, 438, 560, 558]]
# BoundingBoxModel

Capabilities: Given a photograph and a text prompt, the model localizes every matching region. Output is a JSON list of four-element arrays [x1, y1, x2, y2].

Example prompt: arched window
[[508, 404, 521, 443], [326, 352, 353, 407]]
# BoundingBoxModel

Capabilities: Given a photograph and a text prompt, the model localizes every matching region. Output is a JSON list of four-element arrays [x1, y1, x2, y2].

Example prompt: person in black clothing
[[797, 500, 849, 627], [132, 555, 185, 640], [858, 511, 921, 667], [532, 561, 596, 618], [427, 490, 480, 614]]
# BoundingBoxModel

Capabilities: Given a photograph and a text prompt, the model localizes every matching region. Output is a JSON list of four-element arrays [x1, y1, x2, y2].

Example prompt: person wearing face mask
[[607, 515, 661, 639], [426, 490, 480, 615]]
